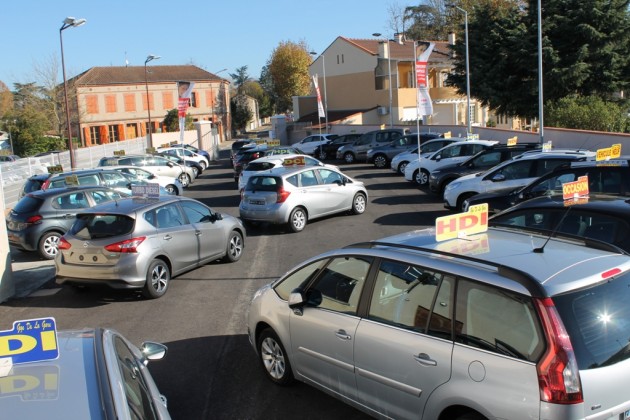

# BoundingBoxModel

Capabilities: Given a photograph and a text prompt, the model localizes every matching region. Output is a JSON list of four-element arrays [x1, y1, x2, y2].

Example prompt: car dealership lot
[[2, 152, 447, 419]]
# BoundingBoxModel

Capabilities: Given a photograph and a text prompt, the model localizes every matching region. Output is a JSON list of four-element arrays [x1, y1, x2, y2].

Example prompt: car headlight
[[429, 173, 438, 180], [446, 181, 460, 191], [367, 149, 373, 154]]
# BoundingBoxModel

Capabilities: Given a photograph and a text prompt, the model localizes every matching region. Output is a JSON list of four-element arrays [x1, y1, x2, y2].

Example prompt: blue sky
[[2, 0, 404, 88]]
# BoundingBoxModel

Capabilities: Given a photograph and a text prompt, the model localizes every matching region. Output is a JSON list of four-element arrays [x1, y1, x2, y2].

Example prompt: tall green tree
[[259, 64, 278, 116], [267, 40, 313, 113], [230, 96, 253, 134], [229, 66, 251, 95]]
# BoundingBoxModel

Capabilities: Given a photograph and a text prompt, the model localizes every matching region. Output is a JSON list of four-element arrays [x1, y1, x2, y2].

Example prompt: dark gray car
[[6, 186, 129, 259], [366, 133, 442, 168], [336, 128, 407, 163]]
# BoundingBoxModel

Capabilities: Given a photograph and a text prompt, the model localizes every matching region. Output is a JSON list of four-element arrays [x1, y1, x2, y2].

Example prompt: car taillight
[[41, 179, 51, 190], [534, 297, 583, 404], [276, 187, 291, 203], [58, 237, 72, 250], [26, 215, 43, 224], [104, 236, 146, 253]]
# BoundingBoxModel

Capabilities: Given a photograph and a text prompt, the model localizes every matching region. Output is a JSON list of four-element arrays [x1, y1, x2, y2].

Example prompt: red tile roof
[[341, 37, 452, 64], [72, 65, 228, 86]]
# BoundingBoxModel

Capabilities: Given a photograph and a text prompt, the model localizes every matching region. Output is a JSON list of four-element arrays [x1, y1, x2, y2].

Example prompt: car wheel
[[143, 259, 170, 299], [257, 328, 294, 385], [343, 152, 355, 164], [288, 207, 307, 232], [200, 161, 207, 170], [179, 173, 191, 187], [318, 149, 327, 160], [455, 412, 486, 420], [416, 169, 429, 186], [351, 193, 367, 215], [373, 154, 388, 169], [165, 184, 179, 195], [191, 167, 200, 178], [38, 231, 62, 260], [223, 230, 244, 262], [458, 193, 476, 212], [398, 161, 409, 174]]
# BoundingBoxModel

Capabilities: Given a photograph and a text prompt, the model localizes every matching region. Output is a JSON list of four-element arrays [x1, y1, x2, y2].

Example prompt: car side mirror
[[289, 288, 322, 309], [141, 341, 168, 362], [148, 174, 156, 179], [492, 173, 506, 182], [434, 155, 441, 161], [167, 162, 174, 167]]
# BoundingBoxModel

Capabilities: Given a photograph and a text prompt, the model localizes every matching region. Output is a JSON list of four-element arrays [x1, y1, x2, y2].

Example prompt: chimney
[[448, 33, 457, 58], [394, 32, 404, 44]]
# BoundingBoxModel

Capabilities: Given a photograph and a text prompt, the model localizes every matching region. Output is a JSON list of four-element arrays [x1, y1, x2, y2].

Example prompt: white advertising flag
[[415, 42, 435, 117], [312, 75, 325, 119]]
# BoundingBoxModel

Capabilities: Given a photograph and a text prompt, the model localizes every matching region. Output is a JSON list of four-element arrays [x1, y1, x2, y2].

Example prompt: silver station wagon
[[239, 166, 368, 232], [247, 226, 630, 419]]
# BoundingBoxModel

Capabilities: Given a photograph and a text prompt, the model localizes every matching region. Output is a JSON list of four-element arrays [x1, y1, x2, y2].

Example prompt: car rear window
[[246, 176, 282, 191], [554, 271, 630, 370], [246, 162, 276, 172], [22, 178, 45, 195], [14, 196, 44, 213], [71, 214, 135, 239]]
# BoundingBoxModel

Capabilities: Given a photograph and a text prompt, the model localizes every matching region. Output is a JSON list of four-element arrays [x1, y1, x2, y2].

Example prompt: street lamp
[[60, 16, 86, 169], [372, 33, 394, 127], [309, 51, 329, 133], [447, 4, 471, 135], [537, 0, 544, 144], [144, 54, 160, 148]]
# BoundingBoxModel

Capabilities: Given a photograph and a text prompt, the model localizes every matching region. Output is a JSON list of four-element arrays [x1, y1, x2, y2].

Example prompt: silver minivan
[[247, 226, 630, 419]]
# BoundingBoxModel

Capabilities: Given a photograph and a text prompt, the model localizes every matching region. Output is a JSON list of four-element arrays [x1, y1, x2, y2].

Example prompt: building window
[[191, 92, 197, 108], [108, 125, 120, 142], [124, 94, 136, 112], [105, 95, 117, 113], [143, 93, 154, 111], [125, 123, 138, 139], [163, 92, 174, 109], [86, 95, 99, 114], [90, 126, 102, 144]]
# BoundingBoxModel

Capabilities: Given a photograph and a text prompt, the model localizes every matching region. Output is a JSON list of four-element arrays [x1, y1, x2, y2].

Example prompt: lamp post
[[537, 0, 544, 145], [60, 16, 86, 169], [309, 51, 329, 133], [144, 54, 160, 148], [447, 4, 471, 135], [372, 33, 394, 127]]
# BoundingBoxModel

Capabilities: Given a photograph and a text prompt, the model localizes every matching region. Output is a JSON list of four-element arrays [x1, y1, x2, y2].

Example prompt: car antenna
[[533, 205, 572, 253]]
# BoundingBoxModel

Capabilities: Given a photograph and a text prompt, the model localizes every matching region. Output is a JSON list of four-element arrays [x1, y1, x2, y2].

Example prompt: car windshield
[[553, 271, 630, 370]]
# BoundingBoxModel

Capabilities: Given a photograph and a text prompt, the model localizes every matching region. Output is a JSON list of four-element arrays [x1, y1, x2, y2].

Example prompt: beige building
[[300, 35, 493, 129], [67, 65, 230, 147]]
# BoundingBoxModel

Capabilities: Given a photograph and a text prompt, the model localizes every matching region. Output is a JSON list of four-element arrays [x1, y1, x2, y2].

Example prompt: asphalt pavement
[[8, 250, 56, 299]]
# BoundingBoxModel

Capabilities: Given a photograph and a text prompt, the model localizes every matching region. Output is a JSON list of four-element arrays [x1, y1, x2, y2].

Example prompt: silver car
[[0, 324, 170, 419], [56, 196, 245, 298], [247, 226, 630, 419], [239, 166, 367, 232]]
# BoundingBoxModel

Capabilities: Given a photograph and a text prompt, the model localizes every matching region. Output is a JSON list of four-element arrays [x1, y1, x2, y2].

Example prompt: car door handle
[[195, 230, 202, 236], [335, 330, 352, 340], [163, 234, 172, 240], [413, 352, 437, 367], [63, 214, 75, 218]]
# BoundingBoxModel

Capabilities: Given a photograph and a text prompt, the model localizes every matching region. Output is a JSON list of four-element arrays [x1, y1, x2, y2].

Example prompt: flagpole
[[414, 42, 421, 160]]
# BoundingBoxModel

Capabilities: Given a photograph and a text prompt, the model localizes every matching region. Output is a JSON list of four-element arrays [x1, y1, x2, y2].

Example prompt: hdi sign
[[435, 203, 488, 242]]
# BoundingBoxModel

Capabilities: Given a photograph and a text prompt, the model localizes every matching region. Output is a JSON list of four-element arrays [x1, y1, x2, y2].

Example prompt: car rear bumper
[[239, 206, 289, 224], [55, 254, 147, 288]]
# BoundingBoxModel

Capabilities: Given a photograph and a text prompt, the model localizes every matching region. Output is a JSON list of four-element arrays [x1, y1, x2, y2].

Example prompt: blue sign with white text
[[0, 318, 59, 364]]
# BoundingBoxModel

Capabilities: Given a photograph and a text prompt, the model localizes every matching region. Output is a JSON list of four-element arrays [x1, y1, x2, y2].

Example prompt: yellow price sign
[[443, 131, 451, 139], [596, 143, 622, 161], [47, 165, 64, 174], [146, 147, 156, 154], [113, 150, 125, 156], [267, 140, 281, 147], [64, 175, 79, 186], [507, 136, 518, 146], [161, 143, 170, 148], [283, 157, 306, 166], [170, 141, 179, 146], [562, 175, 589, 200], [435, 203, 488, 242]]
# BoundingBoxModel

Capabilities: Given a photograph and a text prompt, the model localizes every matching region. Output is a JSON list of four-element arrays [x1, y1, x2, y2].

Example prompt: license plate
[[249, 199, 265, 205]]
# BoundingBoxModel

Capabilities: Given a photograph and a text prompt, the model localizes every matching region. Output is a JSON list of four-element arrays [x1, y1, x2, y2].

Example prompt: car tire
[[351, 193, 367, 215], [455, 412, 486, 420], [318, 149, 327, 160], [191, 167, 200, 178], [257, 328, 294, 386], [457, 193, 476, 212], [179, 173, 191, 188], [398, 161, 409, 174], [288, 207, 307, 232], [165, 184, 179, 195], [38, 231, 62, 260], [343, 152, 355, 164], [223, 230, 244, 262], [373, 154, 388, 169], [200, 161, 207, 170], [416, 169, 429, 186], [143, 259, 170, 299]]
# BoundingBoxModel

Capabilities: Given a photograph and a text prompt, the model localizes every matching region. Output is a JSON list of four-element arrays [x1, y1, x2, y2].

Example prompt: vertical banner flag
[[177, 81, 195, 144], [415, 42, 435, 117], [312, 75, 325, 120]]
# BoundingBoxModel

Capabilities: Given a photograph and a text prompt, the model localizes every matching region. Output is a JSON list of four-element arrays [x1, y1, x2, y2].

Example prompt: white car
[[443, 150, 596, 211], [98, 154, 195, 188], [238, 154, 338, 190], [404, 140, 498, 185], [107, 165, 185, 195], [157, 147, 210, 169], [293, 134, 336, 155], [390, 138, 458, 174]]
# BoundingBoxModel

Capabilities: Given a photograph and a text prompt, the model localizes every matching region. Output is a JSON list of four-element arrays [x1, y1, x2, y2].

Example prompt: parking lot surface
[[2, 150, 447, 419]]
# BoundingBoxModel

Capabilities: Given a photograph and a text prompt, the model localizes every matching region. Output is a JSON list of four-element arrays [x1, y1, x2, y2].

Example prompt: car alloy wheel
[[351, 193, 367, 214], [318, 150, 327, 160], [416, 169, 429, 186], [223, 231, 244, 262], [373, 155, 388, 168], [179, 173, 190, 187], [165, 184, 178, 195], [398, 161, 408, 174], [258, 329, 294, 385], [39, 231, 62, 260], [143, 259, 170, 299], [288, 207, 307, 232], [343, 152, 355, 164]]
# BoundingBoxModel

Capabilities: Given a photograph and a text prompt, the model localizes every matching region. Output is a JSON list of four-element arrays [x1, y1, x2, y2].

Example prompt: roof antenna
[[533, 205, 572, 253]]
